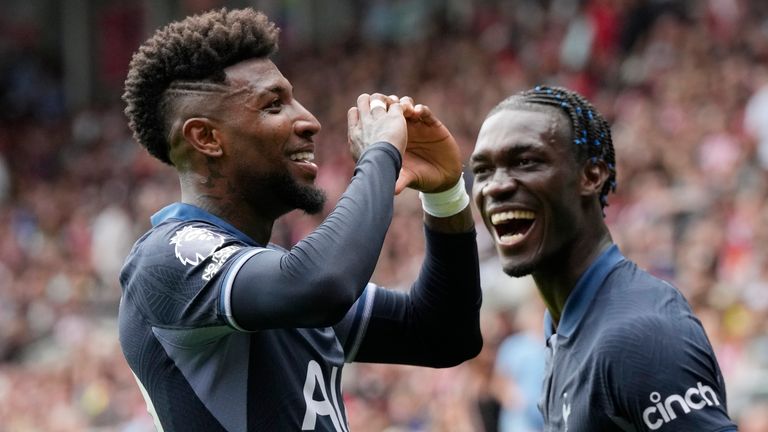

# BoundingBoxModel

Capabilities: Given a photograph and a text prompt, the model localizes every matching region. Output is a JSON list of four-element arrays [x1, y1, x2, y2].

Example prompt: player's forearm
[[414, 224, 482, 313], [424, 205, 474, 233], [353, 226, 482, 367], [410, 225, 483, 362], [230, 143, 400, 330]]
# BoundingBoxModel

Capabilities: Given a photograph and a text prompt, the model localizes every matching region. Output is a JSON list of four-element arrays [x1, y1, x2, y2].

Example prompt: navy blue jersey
[[118, 143, 483, 431], [539, 245, 737, 432], [119, 203, 376, 431]]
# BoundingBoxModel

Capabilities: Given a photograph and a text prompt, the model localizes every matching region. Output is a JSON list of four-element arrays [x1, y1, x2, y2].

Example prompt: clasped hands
[[348, 93, 462, 194]]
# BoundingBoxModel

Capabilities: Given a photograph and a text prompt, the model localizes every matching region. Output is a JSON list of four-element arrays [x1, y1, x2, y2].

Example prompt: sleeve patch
[[203, 245, 242, 282], [170, 225, 226, 266]]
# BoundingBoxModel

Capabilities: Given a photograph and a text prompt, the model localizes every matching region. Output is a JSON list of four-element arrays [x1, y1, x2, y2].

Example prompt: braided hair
[[489, 85, 617, 211], [123, 8, 279, 165]]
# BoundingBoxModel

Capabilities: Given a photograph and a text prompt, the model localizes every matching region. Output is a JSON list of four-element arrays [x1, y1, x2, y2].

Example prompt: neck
[[533, 224, 612, 327], [179, 173, 274, 245]]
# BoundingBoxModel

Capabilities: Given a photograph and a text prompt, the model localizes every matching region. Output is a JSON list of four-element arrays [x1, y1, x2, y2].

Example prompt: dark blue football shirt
[[538, 245, 737, 431], [118, 143, 483, 431], [119, 202, 376, 431]]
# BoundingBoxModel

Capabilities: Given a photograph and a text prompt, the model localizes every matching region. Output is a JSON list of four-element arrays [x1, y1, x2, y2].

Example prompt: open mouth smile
[[289, 151, 315, 163], [288, 150, 318, 178], [490, 209, 536, 245]]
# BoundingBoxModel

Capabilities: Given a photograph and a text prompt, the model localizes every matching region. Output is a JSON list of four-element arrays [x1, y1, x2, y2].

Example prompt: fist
[[347, 93, 407, 161]]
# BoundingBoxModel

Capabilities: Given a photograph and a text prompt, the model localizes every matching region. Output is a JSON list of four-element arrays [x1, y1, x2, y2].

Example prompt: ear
[[181, 117, 224, 158], [580, 159, 609, 197]]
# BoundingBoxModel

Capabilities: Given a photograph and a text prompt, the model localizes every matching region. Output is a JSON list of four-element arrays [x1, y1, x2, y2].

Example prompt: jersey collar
[[151, 202, 262, 246], [543, 244, 625, 341]]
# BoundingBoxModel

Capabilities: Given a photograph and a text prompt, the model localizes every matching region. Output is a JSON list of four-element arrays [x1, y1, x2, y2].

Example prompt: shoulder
[[591, 308, 720, 392], [151, 220, 238, 256], [605, 260, 684, 300], [120, 220, 252, 313], [591, 312, 733, 430], [121, 220, 272, 330], [591, 311, 678, 365], [591, 265, 714, 369], [598, 260, 695, 328], [124, 220, 246, 271]]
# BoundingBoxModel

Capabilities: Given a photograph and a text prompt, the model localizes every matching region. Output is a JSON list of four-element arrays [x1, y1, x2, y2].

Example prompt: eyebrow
[[471, 142, 543, 162], [236, 82, 293, 106], [506, 142, 543, 154], [261, 83, 292, 96]]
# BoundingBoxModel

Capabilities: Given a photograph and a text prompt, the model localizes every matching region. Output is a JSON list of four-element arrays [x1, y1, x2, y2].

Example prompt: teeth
[[290, 152, 314, 162], [499, 233, 525, 243], [491, 210, 535, 225]]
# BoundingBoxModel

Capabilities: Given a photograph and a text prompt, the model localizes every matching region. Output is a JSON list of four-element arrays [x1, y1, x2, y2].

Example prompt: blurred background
[[1, 0, 768, 430]]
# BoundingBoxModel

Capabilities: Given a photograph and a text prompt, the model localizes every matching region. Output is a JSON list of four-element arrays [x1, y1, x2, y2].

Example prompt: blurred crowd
[[1, 0, 768, 430]]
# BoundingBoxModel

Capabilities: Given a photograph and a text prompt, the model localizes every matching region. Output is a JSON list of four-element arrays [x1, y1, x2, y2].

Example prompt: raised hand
[[395, 96, 462, 194], [347, 93, 407, 161]]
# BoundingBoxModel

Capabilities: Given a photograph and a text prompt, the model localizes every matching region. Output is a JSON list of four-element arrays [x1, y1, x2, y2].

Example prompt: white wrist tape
[[418, 173, 471, 217]]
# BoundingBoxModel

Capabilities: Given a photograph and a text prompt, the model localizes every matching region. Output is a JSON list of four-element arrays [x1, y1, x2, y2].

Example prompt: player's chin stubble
[[502, 263, 536, 278], [243, 171, 327, 215], [283, 176, 326, 215], [499, 252, 538, 278]]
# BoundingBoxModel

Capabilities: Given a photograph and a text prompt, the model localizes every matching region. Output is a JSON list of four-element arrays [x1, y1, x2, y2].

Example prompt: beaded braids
[[489, 85, 618, 211], [122, 8, 279, 165]]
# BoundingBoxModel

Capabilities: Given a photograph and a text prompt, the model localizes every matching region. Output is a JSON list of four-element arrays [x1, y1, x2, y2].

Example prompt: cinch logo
[[642, 382, 720, 430]]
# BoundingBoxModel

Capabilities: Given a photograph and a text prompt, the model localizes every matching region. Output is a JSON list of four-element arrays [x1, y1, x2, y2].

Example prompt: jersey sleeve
[[120, 221, 258, 331], [226, 143, 402, 331], [598, 312, 736, 431], [336, 226, 482, 367], [332, 283, 379, 362]]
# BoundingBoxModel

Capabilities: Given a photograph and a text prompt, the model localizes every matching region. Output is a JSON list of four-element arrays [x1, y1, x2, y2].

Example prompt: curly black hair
[[489, 85, 617, 211], [123, 8, 279, 165]]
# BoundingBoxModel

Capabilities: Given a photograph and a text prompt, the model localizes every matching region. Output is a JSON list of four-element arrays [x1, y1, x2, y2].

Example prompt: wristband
[[418, 173, 471, 217]]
